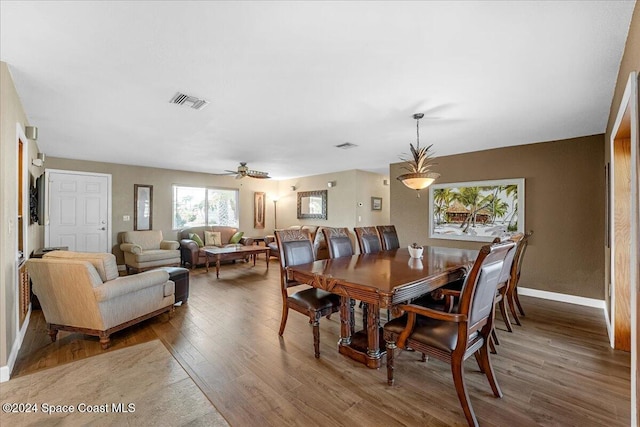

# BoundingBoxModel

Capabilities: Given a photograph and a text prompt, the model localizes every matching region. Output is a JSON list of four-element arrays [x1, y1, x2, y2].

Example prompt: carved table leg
[[366, 303, 381, 360], [339, 296, 352, 346], [216, 257, 221, 279]]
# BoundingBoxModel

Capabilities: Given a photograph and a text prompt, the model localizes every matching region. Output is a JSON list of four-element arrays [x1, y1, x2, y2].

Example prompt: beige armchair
[[120, 230, 180, 273], [27, 251, 175, 349]]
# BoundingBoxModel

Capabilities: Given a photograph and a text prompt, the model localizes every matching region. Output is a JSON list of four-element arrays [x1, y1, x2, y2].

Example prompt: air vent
[[335, 142, 358, 149], [169, 92, 210, 110]]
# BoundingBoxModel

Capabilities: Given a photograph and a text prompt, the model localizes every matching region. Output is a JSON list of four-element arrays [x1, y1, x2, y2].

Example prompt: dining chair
[[322, 227, 354, 258], [322, 227, 358, 332], [383, 239, 515, 427], [376, 225, 400, 251], [354, 226, 382, 254], [505, 230, 533, 325], [275, 229, 341, 358]]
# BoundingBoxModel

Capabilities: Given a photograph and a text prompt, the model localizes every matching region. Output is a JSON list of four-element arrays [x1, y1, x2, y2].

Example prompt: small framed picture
[[371, 197, 382, 211]]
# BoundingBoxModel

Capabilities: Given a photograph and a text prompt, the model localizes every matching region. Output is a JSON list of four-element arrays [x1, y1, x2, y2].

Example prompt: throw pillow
[[189, 233, 204, 248], [204, 231, 222, 246], [229, 231, 244, 244]]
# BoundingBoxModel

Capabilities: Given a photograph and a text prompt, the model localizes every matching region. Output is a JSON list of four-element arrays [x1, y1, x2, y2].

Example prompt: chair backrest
[[376, 225, 400, 250], [26, 258, 105, 329], [511, 230, 533, 287], [497, 233, 524, 286], [122, 230, 164, 250], [354, 226, 382, 254], [275, 229, 315, 269], [457, 240, 516, 330], [323, 227, 354, 259]]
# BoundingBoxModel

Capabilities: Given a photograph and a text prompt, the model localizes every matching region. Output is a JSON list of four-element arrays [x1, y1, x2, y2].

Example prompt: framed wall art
[[371, 197, 382, 211], [254, 191, 265, 229], [428, 178, 524, 242]]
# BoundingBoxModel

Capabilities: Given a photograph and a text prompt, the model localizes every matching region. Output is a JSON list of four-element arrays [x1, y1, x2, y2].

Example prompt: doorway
[[44, 169, 112, 253]]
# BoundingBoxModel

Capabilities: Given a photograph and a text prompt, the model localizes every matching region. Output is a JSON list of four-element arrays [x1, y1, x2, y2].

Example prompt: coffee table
[[204, 246, 271, 278]]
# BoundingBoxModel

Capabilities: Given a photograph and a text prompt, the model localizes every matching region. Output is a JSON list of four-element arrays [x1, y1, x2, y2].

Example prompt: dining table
[[287, 246, 478, 368]]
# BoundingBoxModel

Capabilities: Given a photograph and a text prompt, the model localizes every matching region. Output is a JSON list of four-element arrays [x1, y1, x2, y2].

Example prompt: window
[[172, 185, 239, 229]]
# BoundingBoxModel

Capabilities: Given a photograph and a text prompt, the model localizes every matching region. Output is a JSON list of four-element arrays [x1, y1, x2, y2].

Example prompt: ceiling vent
[[335, 142, 358, 149], [169, 92, 210, 110]]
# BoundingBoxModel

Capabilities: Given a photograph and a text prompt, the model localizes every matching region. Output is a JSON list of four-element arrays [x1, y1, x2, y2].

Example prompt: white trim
[[1, 305, 31, 382], [518, 287, 605, 309]]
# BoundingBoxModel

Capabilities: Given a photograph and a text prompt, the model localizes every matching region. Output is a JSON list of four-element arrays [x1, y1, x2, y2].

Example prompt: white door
[[45, 169, 112, 253]]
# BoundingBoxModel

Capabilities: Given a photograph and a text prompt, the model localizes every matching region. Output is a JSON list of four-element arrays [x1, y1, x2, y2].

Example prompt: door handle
[[99, 227, 106, 230]]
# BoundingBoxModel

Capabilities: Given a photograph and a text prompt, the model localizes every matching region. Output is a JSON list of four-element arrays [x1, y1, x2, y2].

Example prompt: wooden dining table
[[287, 246, 478, 368]]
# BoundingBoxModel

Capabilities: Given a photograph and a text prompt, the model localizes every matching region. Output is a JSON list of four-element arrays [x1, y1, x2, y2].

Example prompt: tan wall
[[1, 62, 43, 370], [276, 169, 389, 232], [391, 134, 605, 299], [44, 157, 278, 265], [355, 170, 390, 227]]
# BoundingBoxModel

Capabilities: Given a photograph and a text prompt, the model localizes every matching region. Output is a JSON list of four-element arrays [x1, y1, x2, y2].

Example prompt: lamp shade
[[397, 172, 440, 190]]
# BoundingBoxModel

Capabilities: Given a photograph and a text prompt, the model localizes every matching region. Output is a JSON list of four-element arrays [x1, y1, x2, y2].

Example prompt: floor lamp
[[273, 198, 278, 230]]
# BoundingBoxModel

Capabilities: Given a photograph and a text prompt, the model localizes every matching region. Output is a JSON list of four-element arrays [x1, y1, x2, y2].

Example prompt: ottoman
[[158, 266, 190, 304]]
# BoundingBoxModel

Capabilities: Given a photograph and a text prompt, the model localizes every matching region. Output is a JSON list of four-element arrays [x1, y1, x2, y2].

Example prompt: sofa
[[265, 225, 331, 261], [27, 251, 175, 349], [120, 230, 181, 274], [179, 226, 254, 269]]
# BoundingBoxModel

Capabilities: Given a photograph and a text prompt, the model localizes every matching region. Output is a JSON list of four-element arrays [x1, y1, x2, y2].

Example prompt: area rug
[[0, 340, 228, 426]]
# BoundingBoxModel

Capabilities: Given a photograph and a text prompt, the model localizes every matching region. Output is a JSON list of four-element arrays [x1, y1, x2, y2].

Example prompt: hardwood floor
[[13, 260, 630, 426]]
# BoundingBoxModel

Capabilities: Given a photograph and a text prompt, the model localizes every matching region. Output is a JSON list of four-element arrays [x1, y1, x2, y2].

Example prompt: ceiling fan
[[217, 162, 271, 179]]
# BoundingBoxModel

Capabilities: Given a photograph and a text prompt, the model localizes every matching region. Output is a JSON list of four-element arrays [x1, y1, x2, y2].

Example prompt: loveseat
[[27, 251, 175, 349], [120, 230, 181, 274], [179, 226, 254, 269], [265, 225, 331, 261]]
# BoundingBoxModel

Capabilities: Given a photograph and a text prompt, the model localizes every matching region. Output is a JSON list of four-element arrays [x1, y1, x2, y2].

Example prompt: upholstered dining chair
[[322, 227, 354, 258], [354, 226, 382, 254], [505, 230, 533, 325], [275, 229, 341, 358], [376, 225, 400, 251], [383, 239, 515, 427]]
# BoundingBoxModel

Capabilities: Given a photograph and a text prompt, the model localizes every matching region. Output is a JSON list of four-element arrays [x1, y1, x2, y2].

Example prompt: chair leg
[[278, 306, 289, 336], [498, 298, 513, 332], [451, 358, 478, 427], [473, 352, 485, 373], [514, 291, 526, 316], [489, 335, 497, 354], [507, 292, 522, 326], [386, 341, 396, 385], [491, 328, 500, 346], [477, 343, 503, 398], [48, 327, 59, 343], [312, 319, 320, 358], [99, 332, 111, 350]]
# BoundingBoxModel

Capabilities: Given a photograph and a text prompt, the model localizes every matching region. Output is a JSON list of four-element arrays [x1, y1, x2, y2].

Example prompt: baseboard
[[518, 287, 606, 309], [0, 306, 32, 383]]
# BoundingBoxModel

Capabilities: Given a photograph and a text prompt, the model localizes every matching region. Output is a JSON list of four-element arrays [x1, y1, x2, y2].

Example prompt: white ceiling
[[1, 1, 635, 179]]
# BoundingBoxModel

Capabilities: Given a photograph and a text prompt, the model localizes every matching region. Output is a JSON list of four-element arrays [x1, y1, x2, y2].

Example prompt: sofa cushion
[[189, 233, 204, 247], [204, 231, 222, 246], [229, 231, 244, 244], [43, 251, 119, 282]]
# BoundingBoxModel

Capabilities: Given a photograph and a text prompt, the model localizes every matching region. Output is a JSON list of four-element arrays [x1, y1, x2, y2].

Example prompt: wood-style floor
[[13, 259, 631, 426]]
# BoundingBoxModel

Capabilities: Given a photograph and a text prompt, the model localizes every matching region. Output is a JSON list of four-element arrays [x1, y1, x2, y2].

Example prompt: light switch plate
[[123, 215, 130, 221]]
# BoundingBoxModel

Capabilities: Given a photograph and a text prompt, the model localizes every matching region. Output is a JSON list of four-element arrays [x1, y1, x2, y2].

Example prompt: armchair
[[27, 251, 175, 349], [383, 240, 515, 427], [120, 230, 180, 274]]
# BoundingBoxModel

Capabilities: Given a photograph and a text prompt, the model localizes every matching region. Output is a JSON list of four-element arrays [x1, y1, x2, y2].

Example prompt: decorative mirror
[[134, 184, 153, 230], [297, 190, 327, 220]]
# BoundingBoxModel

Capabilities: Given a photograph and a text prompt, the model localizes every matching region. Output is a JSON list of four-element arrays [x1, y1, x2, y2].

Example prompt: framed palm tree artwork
[[428, 178, 525, 242]]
